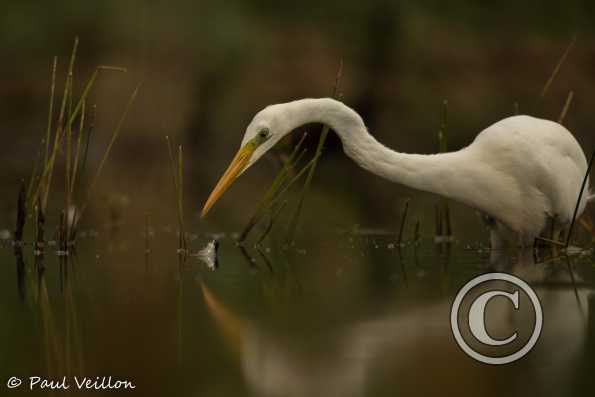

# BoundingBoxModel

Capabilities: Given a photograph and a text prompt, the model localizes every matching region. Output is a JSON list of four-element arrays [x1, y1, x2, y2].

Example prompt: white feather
[[241, 98, 591, 245]]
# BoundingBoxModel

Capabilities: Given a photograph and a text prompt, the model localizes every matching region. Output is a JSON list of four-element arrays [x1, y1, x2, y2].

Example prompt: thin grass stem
[[566, 149, 595, 248], [166, 137, 186, 252], [558, 90, 574, 124], [78, 84, 139, 219], [45, 57, 58, 165], [70, 100, 86, 196], [540, 34, 577, 100], [285, 60, 343, 243], [397, 199, 410, 246], [256, 200, 288, 245], [239, 133, 308, 242], [178, 145, 187, 250], [26, 139, 45, 208], [33, 64, 126, 211]]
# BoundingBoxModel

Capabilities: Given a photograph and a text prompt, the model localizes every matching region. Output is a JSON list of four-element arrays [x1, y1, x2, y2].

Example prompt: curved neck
[[279, 98, 474, 200]]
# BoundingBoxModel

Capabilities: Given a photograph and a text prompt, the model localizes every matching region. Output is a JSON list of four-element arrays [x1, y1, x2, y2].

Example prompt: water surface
[[1, 231, 594, 396]]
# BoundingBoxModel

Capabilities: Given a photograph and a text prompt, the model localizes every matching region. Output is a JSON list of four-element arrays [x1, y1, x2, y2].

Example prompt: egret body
[[202, 98, 593, 246]]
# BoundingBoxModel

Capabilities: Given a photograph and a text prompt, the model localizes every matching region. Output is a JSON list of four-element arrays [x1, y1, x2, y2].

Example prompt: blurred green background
[[2, 0, 595, 240]]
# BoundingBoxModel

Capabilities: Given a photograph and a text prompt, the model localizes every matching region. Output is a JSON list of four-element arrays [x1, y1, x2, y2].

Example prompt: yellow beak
[[201, 143, 256, 217]]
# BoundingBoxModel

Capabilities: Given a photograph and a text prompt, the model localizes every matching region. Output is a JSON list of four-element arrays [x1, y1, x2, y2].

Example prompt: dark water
[[1, 230, 595, 397]]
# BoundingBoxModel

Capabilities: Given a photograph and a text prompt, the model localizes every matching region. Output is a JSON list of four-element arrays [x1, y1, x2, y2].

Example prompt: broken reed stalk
[[285, 59, 343, 243], [238, 132, 308, 242], [397, 199, 410, 246], [565, 149, 595, 248], [166, 137, 187, 252], [558, 90, 574, 124], [15, 180, 26, 242], [535, 236, 566, 248], [540, 34, 577, 101]]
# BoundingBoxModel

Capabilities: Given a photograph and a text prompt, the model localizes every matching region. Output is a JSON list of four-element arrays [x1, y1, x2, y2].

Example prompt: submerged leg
[[482, 214, 506, 250]]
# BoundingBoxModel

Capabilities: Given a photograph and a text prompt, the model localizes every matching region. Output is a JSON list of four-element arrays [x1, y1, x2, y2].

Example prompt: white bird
[[201, 98, 593, 247]]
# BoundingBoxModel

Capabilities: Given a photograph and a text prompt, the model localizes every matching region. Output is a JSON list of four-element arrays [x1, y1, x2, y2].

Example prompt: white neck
[[277, 98, 475, 201]]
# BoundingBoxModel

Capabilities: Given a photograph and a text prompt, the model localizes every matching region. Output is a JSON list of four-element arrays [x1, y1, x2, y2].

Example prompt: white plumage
[[203, 98, 592, 247]]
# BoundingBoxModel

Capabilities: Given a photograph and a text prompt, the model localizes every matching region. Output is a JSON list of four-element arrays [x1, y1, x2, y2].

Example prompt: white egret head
[[201, 105, 286, 217]]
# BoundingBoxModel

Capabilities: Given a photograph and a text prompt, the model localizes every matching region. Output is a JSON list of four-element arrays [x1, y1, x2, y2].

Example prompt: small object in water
[[198, 240, 219, 270], [0, 229, 11, 240]]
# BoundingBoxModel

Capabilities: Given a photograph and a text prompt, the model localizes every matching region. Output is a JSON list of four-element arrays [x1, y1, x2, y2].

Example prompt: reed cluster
[[19, 38, 138, 252]]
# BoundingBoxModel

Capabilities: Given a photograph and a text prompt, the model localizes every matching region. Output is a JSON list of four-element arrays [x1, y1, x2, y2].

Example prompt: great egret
[[201, 98, 593, 246]]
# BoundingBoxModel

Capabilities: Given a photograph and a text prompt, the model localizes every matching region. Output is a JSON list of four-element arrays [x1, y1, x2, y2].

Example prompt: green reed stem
[[239, 132, 308, 242], [45, 57, 58, 166], [26, 138, 45, 209], [39, 39, 78, 212], [70, 100, 86, 196], [33, 60, 126, 212], [256, 200, 288, 245], [285, 59, 343, 243]]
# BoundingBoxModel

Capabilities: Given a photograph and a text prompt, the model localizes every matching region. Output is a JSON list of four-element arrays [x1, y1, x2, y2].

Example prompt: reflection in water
[[4, 236, 595, 396], [14, 246, 26, 302], [11, 248, 85, 382], [201, 247, 594, 397]]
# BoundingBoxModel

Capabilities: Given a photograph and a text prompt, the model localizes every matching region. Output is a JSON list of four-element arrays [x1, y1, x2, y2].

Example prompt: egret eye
[[258, 128, 270, 140]]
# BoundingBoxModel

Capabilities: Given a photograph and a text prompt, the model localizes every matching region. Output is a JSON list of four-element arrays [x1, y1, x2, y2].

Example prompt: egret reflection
[[200, 249, 594, 397]]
